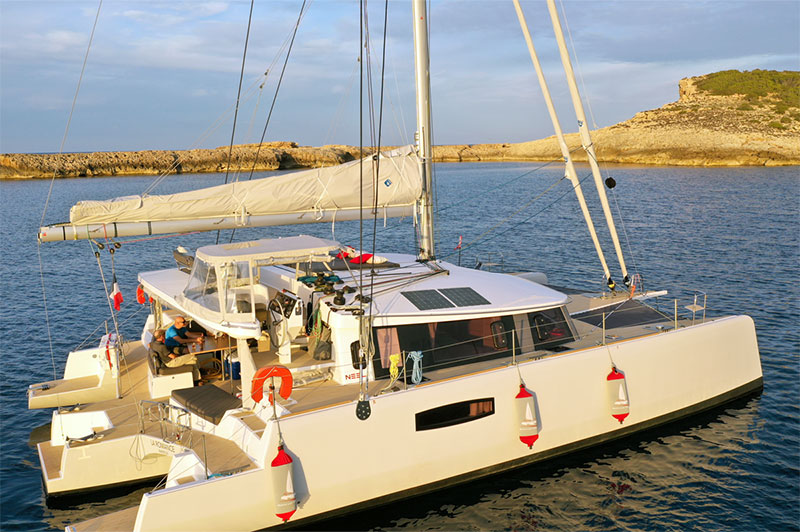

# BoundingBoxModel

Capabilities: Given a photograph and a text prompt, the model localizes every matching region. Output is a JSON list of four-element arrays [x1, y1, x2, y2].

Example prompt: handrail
[[139, 400, 193, 447]]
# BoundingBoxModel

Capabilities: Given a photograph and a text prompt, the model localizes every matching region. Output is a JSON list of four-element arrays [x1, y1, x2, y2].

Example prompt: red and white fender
[[607, 367, 630, 423], [270, 445, 297, 522], [515, 384, 540, 448]]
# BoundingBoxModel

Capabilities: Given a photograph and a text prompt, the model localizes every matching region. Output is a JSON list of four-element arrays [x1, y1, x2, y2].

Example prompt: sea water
[[1, 163, 797, 531]]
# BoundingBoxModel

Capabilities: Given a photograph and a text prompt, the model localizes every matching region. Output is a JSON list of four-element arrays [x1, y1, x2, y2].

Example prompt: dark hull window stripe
[[415, 398, 495, 431]]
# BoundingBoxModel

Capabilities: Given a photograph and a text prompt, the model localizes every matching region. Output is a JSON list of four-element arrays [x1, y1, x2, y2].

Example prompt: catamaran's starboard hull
[[110, 314, 761, 531]]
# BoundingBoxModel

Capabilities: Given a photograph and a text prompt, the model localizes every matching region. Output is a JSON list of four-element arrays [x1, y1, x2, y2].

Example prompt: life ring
[[252, 365, 293, 405]]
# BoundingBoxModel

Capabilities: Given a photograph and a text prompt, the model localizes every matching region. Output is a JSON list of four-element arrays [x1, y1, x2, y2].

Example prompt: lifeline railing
[[139, 400, 193, 447]]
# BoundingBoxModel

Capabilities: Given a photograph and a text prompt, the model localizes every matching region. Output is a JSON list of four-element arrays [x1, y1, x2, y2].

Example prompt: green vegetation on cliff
[[696, 69, 800, 110]]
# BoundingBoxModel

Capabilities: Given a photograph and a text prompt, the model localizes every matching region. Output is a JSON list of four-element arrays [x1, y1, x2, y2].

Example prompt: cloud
[[1, 0, 798, 153], [121, 2, 230, 26], [121, 10, 187, 26]]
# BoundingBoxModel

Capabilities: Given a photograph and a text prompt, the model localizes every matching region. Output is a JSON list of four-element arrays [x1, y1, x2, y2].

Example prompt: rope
[[222, 0, 255, 188], [227, 0, 309, 244], [609, 187, 640, 281], [216, 0, 255, 245], [328, 153, 575, 254], [91, 242, 143, 417], [37, 244, 59, 381], [40, 0, 102, 225], [115, 231, 202, 245], [141, 7, 308, 198], [357, 0, 367, 403], [440, 171, 571, 259], [244, 0, 308, 183], [361, 0, 392, 400], [558, 0, 598, 131], [439, 170, 593, 263], [38, 0, 103, 385], [408, 350, 423, 384]]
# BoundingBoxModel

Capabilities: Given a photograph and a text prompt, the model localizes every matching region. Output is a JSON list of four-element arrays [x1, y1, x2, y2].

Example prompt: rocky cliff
[[2, 71, 797, 178], [0, 143, 364, 179], [436, 72, 800, 166]]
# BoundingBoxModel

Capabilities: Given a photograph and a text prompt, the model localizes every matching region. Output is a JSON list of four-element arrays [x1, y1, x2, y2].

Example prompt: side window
[[528, 307, 573, 349], [372, 316, 519, 379], [415, 398, 495, 431]]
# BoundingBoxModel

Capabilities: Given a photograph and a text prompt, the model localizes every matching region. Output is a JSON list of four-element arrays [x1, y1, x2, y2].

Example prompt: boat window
[[415, 398, 495, 431], [372, 315, 515, 379], [527, 307, 573, 349], [490, 321, 508, 349], [221, 261, 254, 317], [183, 258, 220, 312]]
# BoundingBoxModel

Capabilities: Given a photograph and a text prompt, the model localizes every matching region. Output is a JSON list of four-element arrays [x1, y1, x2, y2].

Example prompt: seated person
[[165, 316, 204, 354], [150, 328, 201, 382]]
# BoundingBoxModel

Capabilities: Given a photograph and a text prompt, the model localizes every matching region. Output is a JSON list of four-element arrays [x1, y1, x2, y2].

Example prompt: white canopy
[[39, 146, 422, 242], [195, 235, 341, 266]]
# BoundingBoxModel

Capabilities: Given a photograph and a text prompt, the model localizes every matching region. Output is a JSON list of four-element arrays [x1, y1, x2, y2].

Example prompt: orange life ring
[[252, 365, 293, 405]]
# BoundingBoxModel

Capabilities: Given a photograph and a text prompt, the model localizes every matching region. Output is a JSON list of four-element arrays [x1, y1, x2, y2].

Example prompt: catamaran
[[30, 1, 762, 530]]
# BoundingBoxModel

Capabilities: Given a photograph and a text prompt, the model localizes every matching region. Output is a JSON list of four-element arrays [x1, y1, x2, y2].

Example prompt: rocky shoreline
[[2, 75, 798, 179]]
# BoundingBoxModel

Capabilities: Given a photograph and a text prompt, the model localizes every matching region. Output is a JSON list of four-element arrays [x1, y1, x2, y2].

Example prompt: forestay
[[38, 146, 422, 242]]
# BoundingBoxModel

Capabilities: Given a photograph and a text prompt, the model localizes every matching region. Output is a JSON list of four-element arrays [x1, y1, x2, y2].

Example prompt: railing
[[139, 400, 193, 447], [473, 251, 506, 272]]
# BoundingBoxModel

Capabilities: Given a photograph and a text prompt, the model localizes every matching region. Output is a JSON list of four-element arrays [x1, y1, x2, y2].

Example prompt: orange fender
[[252, 365, 293, 405], [136, 285, 147, 304]]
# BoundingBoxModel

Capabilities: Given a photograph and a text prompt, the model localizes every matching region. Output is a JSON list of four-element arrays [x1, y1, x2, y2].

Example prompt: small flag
[[110, 275, 124, 311], [455, 235, 462, 250]]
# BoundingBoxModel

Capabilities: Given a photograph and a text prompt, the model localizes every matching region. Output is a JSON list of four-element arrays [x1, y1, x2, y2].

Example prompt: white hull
[[64, 313, 760, 531]]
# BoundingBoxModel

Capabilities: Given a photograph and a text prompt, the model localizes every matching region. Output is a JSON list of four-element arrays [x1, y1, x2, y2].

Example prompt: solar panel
[[439, 287, 490, 307], [401, 290, 455, 311]]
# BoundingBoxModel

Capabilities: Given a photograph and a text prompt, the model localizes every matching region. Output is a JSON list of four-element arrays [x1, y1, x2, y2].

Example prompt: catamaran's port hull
[[100, 314, 761, 532]]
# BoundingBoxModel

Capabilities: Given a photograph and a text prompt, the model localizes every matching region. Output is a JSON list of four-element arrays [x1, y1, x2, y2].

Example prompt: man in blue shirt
[[165, 316, 204, 354], [150, 328, 201, 382]]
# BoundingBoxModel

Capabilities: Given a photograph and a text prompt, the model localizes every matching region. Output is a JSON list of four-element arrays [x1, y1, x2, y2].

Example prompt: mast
[[546, 0, 630, 287], [512, 0, 613, 287], [412, 0, 435, 261]]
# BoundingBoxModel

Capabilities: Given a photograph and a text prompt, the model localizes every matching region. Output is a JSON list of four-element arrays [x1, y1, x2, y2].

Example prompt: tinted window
[[528, 307, 573, 349], [372, 316, 515, 378], [415, 398, 495, 431]]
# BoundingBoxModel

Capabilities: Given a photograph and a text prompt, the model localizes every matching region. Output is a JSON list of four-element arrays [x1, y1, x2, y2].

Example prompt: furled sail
[[39, 146, 422, 242]]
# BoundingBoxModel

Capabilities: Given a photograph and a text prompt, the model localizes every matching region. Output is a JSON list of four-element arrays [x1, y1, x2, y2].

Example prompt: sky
[[1, 0, 798, 154]]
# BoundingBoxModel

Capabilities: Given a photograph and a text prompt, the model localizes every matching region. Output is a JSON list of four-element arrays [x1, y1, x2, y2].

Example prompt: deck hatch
[[401, 290, 455, 310], [439, 287, 490, 307]]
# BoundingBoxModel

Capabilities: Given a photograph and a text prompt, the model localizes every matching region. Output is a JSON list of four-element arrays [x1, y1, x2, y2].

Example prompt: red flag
[[455, 235, 463, 250], [110, 275, 124, 311]]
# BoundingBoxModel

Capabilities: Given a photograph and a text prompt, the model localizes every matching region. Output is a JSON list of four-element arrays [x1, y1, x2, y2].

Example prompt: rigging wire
[[244, 0, 309, 183], [358, 0, 366, 400], [217, 0, 256, 245], [558, 0, 641, 280], [439, 171, 594, 262], [142, 3, 309, 197], [227, 0, 309, 244], [363, 0, 392, 390], [324, 60, 361, 145], [38, 0, 103, 382]]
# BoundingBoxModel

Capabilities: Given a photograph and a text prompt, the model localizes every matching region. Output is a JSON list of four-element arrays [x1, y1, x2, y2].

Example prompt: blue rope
[[408, 351, 423, 384]]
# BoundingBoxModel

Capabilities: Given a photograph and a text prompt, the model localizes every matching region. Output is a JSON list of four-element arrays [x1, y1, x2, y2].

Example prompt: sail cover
[[73, 146, 421, 224], [39, 146, 422, 242]]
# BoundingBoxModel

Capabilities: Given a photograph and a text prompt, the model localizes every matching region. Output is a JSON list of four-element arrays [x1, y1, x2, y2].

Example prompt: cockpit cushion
[[171, 385, 242, 425]]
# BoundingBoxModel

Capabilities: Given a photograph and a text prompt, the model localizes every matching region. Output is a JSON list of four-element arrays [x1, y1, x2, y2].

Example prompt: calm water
[[1, 163, 798, 531]]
